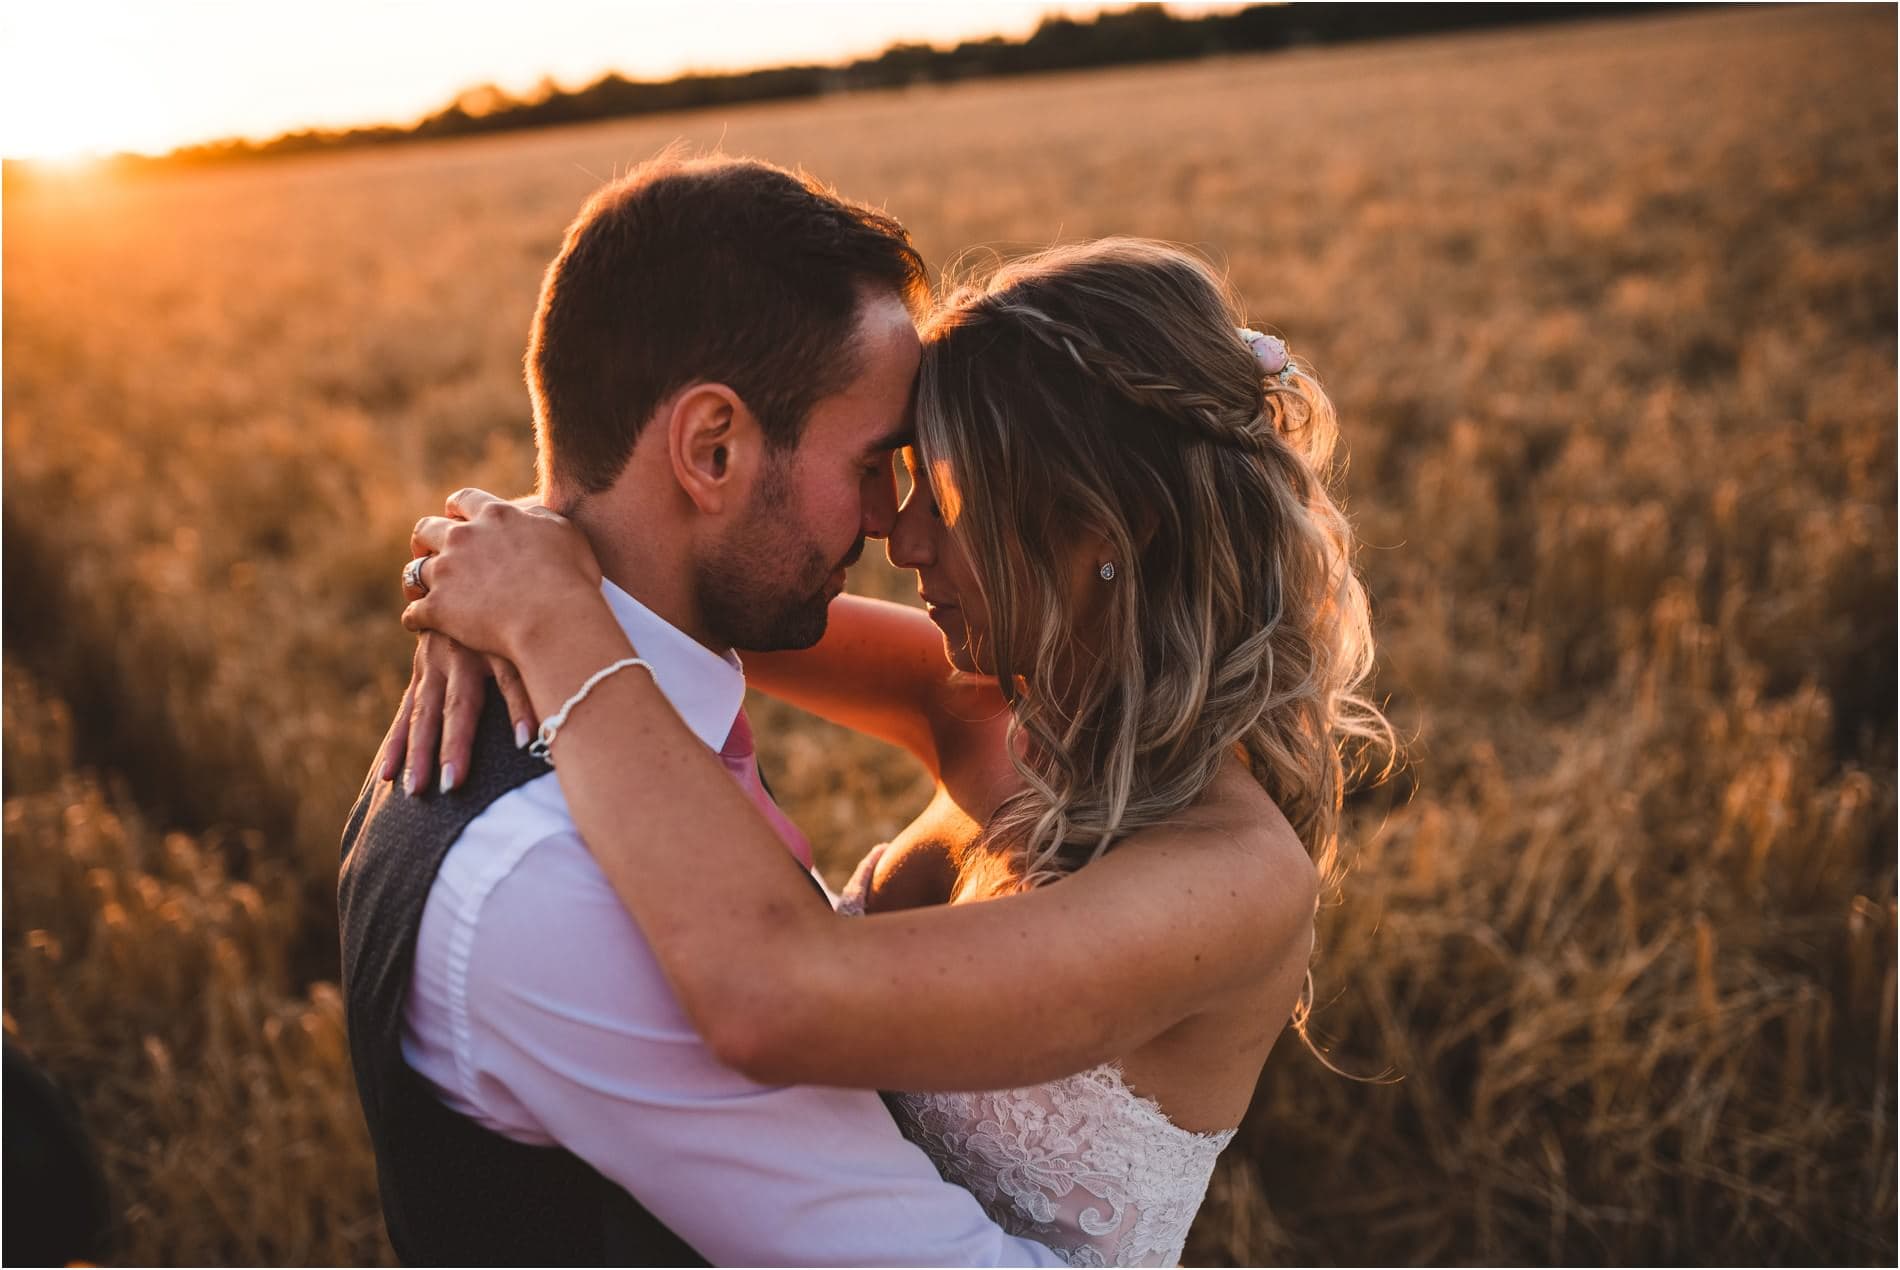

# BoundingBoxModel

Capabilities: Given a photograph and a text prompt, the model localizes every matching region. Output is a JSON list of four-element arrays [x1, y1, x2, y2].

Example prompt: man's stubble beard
[[696, 454, 845, 653]]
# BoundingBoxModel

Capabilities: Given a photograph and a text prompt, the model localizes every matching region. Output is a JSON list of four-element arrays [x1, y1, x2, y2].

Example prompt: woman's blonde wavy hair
[[914, 238, 1393, 895]]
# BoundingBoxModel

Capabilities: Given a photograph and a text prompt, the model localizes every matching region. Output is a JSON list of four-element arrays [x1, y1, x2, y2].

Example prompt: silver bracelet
[[528, 656, 653, 764]]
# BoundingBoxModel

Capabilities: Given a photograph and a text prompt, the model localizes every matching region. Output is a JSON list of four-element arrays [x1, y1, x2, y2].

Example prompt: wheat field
[[3, 5, 1894, 1264]]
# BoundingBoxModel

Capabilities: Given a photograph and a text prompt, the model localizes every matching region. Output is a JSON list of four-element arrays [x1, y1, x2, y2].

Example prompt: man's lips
[[820, 541, 864, 601]]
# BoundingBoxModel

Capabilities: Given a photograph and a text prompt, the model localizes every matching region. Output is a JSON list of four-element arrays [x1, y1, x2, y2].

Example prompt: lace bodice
[[839, 847, 1236, 1267]]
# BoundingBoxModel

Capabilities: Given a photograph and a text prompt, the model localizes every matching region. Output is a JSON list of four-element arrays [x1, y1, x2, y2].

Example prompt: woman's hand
[[374, 634, 537, 795], [401, 488, 605, 661]]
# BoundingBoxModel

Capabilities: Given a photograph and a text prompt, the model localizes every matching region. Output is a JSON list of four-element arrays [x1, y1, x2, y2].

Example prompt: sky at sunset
[[0, 1, 1235, 160]]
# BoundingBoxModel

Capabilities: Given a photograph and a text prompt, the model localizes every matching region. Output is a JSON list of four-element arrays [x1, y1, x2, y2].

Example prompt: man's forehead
[[799, 380, 912, 453], [854, 290, 922, 352], [799, 294, 920, 445]]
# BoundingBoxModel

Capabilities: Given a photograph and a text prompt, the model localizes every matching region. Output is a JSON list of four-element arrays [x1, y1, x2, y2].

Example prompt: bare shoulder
[[865, 836, 958, 913], [1104, 759, 1319, 962], [1199, 758, 1316, 882]]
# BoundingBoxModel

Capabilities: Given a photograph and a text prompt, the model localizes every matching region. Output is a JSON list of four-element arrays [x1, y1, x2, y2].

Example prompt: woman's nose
[[886, 491, 934, 570]]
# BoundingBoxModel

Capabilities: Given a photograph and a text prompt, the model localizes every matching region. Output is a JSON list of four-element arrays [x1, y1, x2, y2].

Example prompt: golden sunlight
[[0, 4, 182, 159], [0, 0, 1154, 161]]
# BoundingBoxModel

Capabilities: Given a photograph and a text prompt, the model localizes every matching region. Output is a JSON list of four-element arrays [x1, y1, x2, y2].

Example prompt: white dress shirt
[[403, 579, 1062, 1267]]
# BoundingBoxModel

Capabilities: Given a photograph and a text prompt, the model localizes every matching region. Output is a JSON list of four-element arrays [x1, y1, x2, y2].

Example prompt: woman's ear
[[666, 383, 762, 515], [1081, 509, 1151, 569], [1128, 504, 1160, 555]]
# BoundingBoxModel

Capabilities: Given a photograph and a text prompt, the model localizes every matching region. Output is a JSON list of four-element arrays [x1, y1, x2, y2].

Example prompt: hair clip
[[1238, 327, 1295, 384]]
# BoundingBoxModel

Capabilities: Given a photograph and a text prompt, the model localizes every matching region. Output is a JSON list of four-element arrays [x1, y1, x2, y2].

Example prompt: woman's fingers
[[445, 487, 506, 519], [382, 632, 502, 796], [401, 638, 448, 795], [376, 676, 417, 783], [490, 655, 537, 749], [437, 638, 487, 794], [389, 491, 531, 794], [399, 495, 602, 657], [409, 514, 457, 559], [401, 553, 429, 601]]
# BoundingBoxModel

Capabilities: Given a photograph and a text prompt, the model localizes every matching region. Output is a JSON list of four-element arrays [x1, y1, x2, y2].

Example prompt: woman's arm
[[384, 528, 999, 787], [467, 594, 1309, 1091], [378, 601, 995, 794], [405, 494, 1317, 1091], [742, 595, 1003, 775]]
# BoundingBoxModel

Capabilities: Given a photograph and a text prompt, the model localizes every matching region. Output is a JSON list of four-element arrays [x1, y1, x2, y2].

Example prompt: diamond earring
[[1099, 562, 1116, 582]]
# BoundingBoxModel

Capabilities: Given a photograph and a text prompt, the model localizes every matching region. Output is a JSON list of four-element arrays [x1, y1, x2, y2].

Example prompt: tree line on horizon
[[136, 3, 1680, 167]]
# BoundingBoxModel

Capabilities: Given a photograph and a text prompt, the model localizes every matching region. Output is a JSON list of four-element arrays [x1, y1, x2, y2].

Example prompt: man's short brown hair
[[527, 156, 928, 494]]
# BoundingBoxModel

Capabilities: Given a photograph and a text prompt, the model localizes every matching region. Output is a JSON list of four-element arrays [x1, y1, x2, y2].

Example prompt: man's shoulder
[[413, 773, 695, 1050], [404, 772, 693, 1137], [429, 772, 637, 947], [431, 772, 578, 898]]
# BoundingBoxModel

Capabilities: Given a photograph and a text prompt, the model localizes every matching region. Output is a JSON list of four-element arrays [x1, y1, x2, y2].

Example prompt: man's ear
[[666, 383, 763, 515]]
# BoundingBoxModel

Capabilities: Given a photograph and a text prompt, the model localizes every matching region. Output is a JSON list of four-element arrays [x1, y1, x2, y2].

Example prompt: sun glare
[[4, 116, 125, 166], [0, 8, 172, 161], [1, 1, 1157, 163]]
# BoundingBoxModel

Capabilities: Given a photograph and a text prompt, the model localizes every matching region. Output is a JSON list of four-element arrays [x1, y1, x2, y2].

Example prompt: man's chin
[[731, 595, 833, 653]]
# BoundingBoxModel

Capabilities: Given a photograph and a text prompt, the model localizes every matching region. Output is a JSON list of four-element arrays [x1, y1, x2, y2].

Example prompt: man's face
[[698, 291, 920, 651]]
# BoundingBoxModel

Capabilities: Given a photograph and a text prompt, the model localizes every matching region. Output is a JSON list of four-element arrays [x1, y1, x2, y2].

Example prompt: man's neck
[[567, 499, 728, 656]]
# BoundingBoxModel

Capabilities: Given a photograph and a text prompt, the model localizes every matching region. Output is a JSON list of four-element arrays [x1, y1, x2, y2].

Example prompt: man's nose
[[861, 464, 899, 539]]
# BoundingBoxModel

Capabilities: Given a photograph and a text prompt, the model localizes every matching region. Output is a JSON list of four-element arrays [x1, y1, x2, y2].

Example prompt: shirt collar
[[598, 577, 746, 752]]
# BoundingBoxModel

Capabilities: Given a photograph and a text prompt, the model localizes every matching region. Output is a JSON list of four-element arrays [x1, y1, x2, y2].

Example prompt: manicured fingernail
[[515, 722, 531, 749], [379, 760, 394, 782], [403, 772, 418, 797], [439, 764, 458, 795]]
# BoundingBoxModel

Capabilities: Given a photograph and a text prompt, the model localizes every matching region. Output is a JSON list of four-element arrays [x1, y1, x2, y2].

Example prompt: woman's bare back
[[864, 741, 1313, 1135]]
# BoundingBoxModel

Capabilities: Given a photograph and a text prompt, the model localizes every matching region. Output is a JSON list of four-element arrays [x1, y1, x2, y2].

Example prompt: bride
[[388, 238, 1389, 1266]]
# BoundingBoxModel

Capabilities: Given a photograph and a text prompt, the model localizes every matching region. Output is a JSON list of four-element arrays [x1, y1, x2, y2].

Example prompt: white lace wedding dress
[[838, 846, 1237, 1268]]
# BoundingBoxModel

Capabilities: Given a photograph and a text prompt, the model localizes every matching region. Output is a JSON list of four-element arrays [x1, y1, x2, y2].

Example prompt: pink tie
[[719, 708, 814, 872]]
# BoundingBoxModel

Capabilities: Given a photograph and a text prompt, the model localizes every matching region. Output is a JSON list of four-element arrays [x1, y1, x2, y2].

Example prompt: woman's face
[[886, 447, 1112, 679], [887, 448, 991, 673]]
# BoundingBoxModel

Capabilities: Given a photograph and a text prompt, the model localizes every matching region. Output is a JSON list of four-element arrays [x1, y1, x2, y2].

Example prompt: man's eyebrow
[[865, 424, 916, 454]]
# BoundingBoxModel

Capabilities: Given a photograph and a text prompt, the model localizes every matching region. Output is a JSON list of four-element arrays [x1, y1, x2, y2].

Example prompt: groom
[[338, 158, 1061, 1266]]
